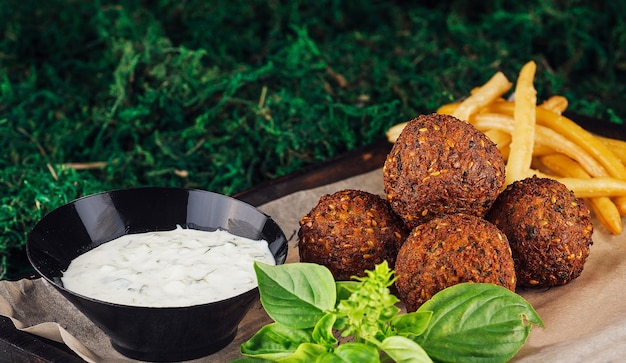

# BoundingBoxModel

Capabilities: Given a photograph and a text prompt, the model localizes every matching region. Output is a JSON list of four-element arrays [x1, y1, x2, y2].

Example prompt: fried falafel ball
[[395, 213, 516, 312], [298, 189, 409, 281], [383, 113, 506, 230], [485, 176, 593, 287]]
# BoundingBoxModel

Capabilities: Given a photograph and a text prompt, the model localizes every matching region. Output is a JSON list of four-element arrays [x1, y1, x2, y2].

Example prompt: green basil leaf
[[415, 283, 544, 363], [230, 357, 271, 363], [279, 343, 329, 363], [391, 311, 432, 337], [379, 336, 432, 363], [312, 313, 338, 347], [240, 322, 313, 360], [255, 262, 337, 329], [333, 342, 381, 363], [333, 315, 347, 331], [336, 280, 360, 301], [314, 352, 346, 363]]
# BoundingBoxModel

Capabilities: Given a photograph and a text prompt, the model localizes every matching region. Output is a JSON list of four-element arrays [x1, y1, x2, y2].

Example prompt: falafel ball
[[485, 176, 593, 287], [394, 213, 516, 312], [298, 189, 408, 281], [383, 113, 506, 230]]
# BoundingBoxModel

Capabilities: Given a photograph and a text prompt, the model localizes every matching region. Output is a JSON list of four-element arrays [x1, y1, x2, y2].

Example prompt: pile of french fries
[[387, 61, 626, 235]]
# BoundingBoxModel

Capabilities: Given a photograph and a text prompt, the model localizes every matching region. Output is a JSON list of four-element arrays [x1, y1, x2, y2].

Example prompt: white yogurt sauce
[[61, 227, 276, 307]]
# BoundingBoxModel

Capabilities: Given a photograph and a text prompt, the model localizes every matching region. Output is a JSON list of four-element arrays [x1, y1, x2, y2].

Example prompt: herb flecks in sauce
[[62, 227, 275, 307]]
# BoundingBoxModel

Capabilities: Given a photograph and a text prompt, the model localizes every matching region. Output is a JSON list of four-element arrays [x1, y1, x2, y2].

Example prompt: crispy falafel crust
[[394, 213, 516, 312], [298, 189, 408, 281], [383, 113, 505, 229], [486, 176, 593, 287]]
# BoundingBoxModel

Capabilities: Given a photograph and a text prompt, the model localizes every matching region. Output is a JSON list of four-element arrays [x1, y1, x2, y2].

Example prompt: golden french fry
[[541, 176, 626, 198], [534, 109, 626, 179], [529, 168, 626, 197], [531, 143, 554, 156], [483, 128, 511, 152], [588, 197, 623, 234], [486, 102, 626, 180], [539, 95, 568, 114], [483, 129, 511, 159], [437, 102, 459, 116], [597, 135, 626, 164], [614, 197, 626, 216], [452, 72, 513, 122], [386, 122, 406, 143], [506, 60, 537, 185], [472, 113, 608, 177], [615, 196, 626, 216], [539, 153, 584, 177], [439, 102, 572, 156], [540, 153, 622, 234], [483, 128, 511, 146]]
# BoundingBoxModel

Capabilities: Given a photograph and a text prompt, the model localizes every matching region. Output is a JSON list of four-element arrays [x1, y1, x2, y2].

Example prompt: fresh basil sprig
[[237, 261, 543, 363]]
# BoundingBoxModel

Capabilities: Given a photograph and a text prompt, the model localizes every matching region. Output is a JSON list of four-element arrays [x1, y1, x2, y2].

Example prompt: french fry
[[483, 129, 511, 158], [437, 102, 459, 116], [506, 60, 537, 185], [451, 100, 626, 180], [532, 143, 554, 156], [387, 74, 512, 143], [596, 132, 626, 212], [471, 113, 608, 178], [452, 71, 513, 122], [485, 102, 626, 180], [539, 154, 588, 179], [540, 153, 622, 235], [614, 197, 626, 216], [539, 95, 569, 114], [531, 175, 626, 198], [533, 108, 626, 179], [493, 102, 626, 218], [589, 197, 624, 234], [386, 122, 406, 143], [597, 135, 626, 164], [483, 128, 511, 147]]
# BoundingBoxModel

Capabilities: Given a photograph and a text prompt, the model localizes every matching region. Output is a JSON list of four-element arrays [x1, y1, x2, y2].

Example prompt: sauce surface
[[61, 227, 275, 307]]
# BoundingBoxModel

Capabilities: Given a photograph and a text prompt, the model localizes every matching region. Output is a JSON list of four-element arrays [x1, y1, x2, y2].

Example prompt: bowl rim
[[27, 186, 289, 309]]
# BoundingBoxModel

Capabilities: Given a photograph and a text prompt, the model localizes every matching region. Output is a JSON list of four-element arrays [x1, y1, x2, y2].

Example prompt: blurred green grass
[[1, 0, 625, 278]]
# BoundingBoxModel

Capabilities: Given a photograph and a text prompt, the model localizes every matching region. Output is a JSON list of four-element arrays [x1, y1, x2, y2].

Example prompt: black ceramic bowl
[[26, 187, 288, 362]]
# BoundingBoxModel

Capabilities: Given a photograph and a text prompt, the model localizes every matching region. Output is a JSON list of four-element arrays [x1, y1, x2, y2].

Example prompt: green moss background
[[1, 0, 625, 278]]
